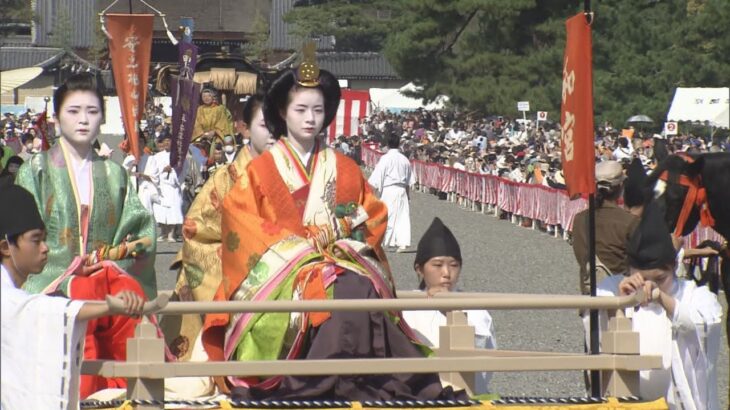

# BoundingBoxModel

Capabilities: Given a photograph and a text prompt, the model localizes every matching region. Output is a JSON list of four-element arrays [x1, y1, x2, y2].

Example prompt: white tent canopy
[[667, 87, 730, 128], [369, 82, 448, 112], [0, 67, 43, 94]]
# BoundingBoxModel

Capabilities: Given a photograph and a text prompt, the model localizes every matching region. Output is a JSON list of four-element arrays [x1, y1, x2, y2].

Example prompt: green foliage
[[244, 11, 272, 62], [284, 0, 396, 51], [0, 0, 34, 23], [88, 20, 109, 66], [384, 0, 574, 117], [49, 9, 74, 52], [384, 0, 730, 127]]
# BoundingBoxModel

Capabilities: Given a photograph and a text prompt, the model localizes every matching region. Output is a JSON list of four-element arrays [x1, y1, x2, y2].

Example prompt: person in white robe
[[123, 152, 160, 214], [0, 185, 144, 410], [368, 133, 416, 252], [597, 201, 722, 410], [401, 217, 497, 394], [150, 135, 188, 242]]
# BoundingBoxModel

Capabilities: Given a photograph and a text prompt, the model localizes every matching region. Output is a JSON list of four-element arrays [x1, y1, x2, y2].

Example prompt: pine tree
[[244, 11, 272, 62], [49, 9, 74, 52], [284, 0, 396, 51]]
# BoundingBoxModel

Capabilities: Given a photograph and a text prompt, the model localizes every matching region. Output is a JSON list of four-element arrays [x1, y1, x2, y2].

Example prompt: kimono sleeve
[[14, 155, 45, 215], [111, 170, 158, 300], [218, 165, 296, 301], [359, 168, 390, 269]]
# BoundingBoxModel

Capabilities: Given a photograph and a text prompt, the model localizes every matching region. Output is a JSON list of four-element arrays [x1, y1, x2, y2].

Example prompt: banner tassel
[[98, 0, 178, 45]]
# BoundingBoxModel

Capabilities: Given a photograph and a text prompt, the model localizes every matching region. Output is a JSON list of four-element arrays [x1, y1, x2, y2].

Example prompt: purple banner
[[170, 40, 199, 173], [170, 75, 201, 173], [178, 42, 198, 80]]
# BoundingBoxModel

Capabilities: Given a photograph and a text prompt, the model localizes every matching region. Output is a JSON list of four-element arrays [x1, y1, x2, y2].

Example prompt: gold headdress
[[296, 41, 320, 87]]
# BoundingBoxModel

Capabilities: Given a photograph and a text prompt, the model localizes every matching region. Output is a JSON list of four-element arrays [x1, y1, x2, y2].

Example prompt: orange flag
[[106, 14, 153, 161], [560, 13, 595, 198]]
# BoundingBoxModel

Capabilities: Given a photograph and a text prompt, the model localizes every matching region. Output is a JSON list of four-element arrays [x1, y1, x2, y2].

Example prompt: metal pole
[[588, 192, 600, 397], [128, 0, 133, 13]]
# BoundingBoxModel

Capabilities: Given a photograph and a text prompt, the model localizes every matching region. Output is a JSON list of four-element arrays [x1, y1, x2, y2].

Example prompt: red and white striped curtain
[[361, 145, 723, 243], [328, 89, 370, 144]]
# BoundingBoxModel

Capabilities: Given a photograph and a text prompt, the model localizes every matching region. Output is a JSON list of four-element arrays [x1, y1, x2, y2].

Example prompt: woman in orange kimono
[[203, 48, 458, 400]]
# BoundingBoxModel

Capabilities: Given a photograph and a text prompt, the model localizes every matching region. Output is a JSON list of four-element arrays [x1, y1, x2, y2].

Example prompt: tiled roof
[[0, 47, 115, 90], [0, 47, 64, 71], [0, 47, 99, 72], [316, 52, 399, 80]]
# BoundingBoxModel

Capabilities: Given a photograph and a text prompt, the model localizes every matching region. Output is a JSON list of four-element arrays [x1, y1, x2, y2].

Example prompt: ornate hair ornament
[[296, 41, 320, 87]]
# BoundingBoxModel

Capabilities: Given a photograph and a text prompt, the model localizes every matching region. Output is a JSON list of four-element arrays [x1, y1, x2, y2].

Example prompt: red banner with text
[[560, 13, 595, 198], [106, 14, 153, 161]]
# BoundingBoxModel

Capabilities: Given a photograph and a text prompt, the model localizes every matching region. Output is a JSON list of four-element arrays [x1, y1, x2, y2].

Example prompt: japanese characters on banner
[[106, 14, 153, 161], [170, 77, 201, 173], [170, 36, 200, 172], [560, 13, 595, 198]]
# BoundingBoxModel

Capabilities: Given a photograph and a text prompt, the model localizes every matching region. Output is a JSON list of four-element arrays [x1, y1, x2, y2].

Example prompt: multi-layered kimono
[[163, 146, 254, 361], [202, 138, 455, 400], [192, 103, 234, 143], [14, 140, 157, 398]]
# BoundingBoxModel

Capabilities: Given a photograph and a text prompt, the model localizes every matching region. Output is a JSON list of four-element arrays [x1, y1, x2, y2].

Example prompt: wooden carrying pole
[[95, 291, 660, 407]]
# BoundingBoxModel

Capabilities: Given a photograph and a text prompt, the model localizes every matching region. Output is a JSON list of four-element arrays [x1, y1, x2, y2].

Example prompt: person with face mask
[[13, 73, 157, 399], [222, 134, 238, 164]]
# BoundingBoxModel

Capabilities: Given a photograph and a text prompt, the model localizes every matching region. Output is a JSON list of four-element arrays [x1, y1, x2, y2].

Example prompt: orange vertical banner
[[106, 14, 153, 161], [560, 13, 595, 198]]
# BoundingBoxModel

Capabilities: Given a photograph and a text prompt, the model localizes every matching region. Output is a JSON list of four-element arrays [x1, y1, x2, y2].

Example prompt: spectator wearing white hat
[[572, 160, 640, 295]]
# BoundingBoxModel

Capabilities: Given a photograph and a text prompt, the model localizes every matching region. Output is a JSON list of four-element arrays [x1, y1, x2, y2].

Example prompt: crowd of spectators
[[340, 108, 729, 190], [0, 110, 55, 187]]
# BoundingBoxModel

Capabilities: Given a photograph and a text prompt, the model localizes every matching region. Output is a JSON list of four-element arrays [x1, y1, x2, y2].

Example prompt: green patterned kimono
[[14, 143, 157, 299]]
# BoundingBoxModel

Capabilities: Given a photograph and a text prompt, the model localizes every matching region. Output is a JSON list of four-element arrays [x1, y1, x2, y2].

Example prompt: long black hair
[[242, 94, 266, 127], [53, 73, 105, 120], [263, 69, 341, 139]]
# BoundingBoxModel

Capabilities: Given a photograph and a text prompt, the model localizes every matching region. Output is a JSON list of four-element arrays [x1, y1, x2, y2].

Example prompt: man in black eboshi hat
[[596, 201, 722, 409], [1, 185, 146, 409]]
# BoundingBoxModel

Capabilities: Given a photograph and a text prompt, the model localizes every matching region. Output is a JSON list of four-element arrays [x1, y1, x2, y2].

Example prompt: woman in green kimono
[[14, 73, 158, 398]]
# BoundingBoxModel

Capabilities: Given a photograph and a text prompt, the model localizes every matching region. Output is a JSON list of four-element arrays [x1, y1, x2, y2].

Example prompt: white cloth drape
[[1, 265, 86, 410], [402, 303, 497, 394], [597, 275, 722, 410]]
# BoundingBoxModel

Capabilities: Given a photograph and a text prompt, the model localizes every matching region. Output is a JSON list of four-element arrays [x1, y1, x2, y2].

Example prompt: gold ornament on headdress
[[296, 41, 320, 87]]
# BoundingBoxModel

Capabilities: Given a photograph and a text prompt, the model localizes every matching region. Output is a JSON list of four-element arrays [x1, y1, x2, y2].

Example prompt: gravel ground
[[153, 186, 728, 404]]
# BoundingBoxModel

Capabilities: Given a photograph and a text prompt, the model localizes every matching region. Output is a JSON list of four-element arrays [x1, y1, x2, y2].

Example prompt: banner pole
[[588, 192, 600, 397]]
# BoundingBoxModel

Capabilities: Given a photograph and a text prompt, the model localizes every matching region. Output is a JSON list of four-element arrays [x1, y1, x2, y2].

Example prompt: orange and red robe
[[202, 139, 400, 389]]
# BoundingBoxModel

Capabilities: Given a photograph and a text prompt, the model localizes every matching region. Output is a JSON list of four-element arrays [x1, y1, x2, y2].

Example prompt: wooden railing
[[82, 291, 661, 409]]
